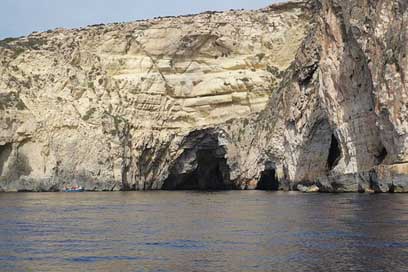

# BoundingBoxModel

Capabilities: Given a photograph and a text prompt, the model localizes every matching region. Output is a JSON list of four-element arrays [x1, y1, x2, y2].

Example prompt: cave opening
[[0, 143, 12, 175], [163, 149, 231, 190], [257, 168, 279, 191], [327, 134, 341, 170], [376, 146, 388, 164]]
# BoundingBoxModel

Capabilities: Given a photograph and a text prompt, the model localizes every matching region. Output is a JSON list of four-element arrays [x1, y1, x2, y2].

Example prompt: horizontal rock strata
[[0, 1, 311, 191], [0, 0, 407, 193]]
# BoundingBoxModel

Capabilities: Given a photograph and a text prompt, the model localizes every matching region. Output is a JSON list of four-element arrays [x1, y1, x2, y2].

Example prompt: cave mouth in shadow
[[327, 134, 341, 170], [163, 149, 231, 191], [257, 168, 279, 191], [376, 146, 388, 164], [0, 143, 12, 175]]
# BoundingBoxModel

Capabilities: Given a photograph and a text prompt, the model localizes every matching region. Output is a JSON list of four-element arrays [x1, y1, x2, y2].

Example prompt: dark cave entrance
[[257, 164, 279, 191], [0, 143, 12, 175], [163, 149, 231, 191], [376, 146, 388, 164], [327, 134, 341, 170]]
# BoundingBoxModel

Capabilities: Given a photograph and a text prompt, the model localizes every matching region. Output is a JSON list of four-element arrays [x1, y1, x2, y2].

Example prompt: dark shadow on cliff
[[327, 134, 341, 170], [0, 144, 32, 184], [162, 129, 234, 191], [257, 162, 280, 190], [0, 143, 12, 175], [257, 169, 279, 190]]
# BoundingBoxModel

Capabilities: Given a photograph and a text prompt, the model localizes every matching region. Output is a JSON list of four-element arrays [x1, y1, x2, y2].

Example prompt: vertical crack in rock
[[327, 134, 341, 171], [120, 122, 132, 191]]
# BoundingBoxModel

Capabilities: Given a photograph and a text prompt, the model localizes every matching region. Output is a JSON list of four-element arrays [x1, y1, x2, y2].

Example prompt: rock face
[[0, 1, 311, 191], [217, 0, 408, 193], [0, 0, 407, 193]]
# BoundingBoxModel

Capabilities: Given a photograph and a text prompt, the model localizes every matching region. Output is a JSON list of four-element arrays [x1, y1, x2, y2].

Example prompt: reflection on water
[[0, 191, 407, 272]]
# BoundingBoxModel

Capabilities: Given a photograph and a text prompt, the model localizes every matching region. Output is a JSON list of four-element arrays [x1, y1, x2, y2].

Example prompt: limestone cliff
[[0, 1, 311, 191], [215, 0, 408, 193], [0, 0, 407, 193]]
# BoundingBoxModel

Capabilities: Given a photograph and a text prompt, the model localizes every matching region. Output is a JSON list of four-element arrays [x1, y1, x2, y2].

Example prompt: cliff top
[[0, 0, 309, 45]]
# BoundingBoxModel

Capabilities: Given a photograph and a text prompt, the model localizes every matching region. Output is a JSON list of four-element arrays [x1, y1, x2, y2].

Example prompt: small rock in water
[[297, 184, 319, 193]]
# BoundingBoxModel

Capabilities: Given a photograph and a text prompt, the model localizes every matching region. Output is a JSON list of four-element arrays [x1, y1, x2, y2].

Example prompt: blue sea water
[[0, 191, 407, 272]]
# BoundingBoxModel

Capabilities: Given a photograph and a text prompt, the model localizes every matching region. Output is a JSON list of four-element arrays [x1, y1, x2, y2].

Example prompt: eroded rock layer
[[1, 0, 407, 193], [216, 0, 408, 193], [0, 1, 311, 191]]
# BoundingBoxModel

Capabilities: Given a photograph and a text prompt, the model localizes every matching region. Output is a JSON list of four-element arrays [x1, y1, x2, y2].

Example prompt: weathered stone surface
[[0, 2, 312, 191], [0, 0, 407, 193], [297, 184, 319, 193], [372, 163, 408, 193], [215, 0, 408, 193]]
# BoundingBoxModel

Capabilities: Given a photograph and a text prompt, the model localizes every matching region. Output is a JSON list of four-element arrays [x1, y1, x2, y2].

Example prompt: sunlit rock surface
[[0, 1, 311, 191], [1, 0, 407, 193], [217, 0, 408, 193]]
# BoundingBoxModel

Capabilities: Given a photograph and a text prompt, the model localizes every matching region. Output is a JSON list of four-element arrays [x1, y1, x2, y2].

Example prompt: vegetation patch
[[0, 36, 47, 59], [82, 108, 97, 121], [0, 92, 27, 110]]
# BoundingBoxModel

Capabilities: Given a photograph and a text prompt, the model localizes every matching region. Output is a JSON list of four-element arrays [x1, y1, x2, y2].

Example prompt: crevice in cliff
[[327, 134, 341, 170], [0, 143, 12, 175], [257, 168, 279, 191], [120, 122, 132, 190]]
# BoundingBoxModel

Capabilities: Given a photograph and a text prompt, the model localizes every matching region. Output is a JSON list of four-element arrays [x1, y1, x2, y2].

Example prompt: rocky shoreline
[[1, 0, 407, 193]]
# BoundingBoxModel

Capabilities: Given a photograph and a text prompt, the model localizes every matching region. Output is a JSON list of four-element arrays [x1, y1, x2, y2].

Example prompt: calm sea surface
[[0, 191, 407, 272]]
